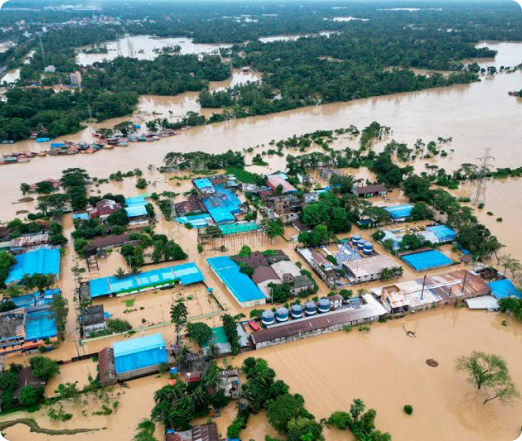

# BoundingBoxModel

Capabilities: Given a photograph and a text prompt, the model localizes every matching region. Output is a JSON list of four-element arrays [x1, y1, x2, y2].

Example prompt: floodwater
[[76, 35, 232, 66], [332, 16, 370, 22], [3, 309, 520, 441], [235, 308, 522, 441], [1, 40, 520, 222]]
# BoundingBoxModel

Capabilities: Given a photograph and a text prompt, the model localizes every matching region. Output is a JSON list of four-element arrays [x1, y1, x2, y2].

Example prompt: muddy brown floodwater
[[1, 41, 521, 222], [2, 309, 521, 441]]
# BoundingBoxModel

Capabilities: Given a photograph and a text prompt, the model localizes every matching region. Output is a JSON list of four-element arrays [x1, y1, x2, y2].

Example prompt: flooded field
[[76, 35, 232, 66]]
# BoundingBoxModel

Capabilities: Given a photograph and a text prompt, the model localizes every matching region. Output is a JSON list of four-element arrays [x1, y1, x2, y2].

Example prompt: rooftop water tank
[[318, 298, 331, 314], [363, 241, 374, 256], [305, 301, 317, 316], [357, 240, 365, 250], [290, 304, 303, 319], [352, 234, 362, 245], [275, 307, 289, 322], [261, 310, 275, 327]]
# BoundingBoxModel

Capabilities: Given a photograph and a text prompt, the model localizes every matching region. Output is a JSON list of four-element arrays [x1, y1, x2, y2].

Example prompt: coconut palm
[[114, 268, 127, 279]]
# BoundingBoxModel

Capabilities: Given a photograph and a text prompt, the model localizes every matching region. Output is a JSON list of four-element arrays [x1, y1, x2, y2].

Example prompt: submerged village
[[0, 121, 522, 441], [0, 1, 521, 440]]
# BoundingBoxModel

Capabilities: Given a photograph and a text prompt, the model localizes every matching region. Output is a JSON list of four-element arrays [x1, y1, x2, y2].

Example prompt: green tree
[[20, 183, 30, 196], [29, 356, 60, 382], [327, 411, 351, 430], [49, 294, 69, 339], [287, 416, 324, 441], [456, 351, 520, 404], [267, 393, 306, 433], [19, 385, 40, 407], [170, 301, 188, 344], [187, 322, 213, 347]]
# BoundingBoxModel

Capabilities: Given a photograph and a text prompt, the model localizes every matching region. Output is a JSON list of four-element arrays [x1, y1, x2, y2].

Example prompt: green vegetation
[[498, 297, 522, 322], [187, 322, 213, 347], [0, 252, 16, 288], [222, 314, 240, 355], [133, 420, 157, 441], [327, 398, 391, 440], [49, 294, 69, 340], [170, 301, 188, 345], [107, 318, 133, 333], [151, 363, 230, 432], [403, 405, 413, 415], [456, 351, 520, 405], [230, 357, 323, 440], [29, 356, 60, 382]]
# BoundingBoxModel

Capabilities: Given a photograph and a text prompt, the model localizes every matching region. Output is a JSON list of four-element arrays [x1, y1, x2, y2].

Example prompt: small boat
[[104, 144, 114, 150]]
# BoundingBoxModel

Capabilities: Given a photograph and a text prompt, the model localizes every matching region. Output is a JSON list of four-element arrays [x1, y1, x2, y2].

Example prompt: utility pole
[[470, 148, 494, 207]]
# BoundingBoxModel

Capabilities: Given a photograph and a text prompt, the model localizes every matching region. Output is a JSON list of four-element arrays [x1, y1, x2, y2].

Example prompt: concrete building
[[88, 199, 122, 220], [219, 369, 241, 399], [343, 255, 401, 284], [267, 175, 297, 194], [113, 334, 169, 381], [251, 295, 387, 349], [81, 305, 106, 335], [352, 184, 388, 198], [70, 71, 82, 87]]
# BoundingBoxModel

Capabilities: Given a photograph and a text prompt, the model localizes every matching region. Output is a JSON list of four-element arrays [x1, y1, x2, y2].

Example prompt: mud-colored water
[[234, 308, 522, 441], [1, 41, 520, 223], [76, 35, 232, 66], [3, 309, 521, 441]]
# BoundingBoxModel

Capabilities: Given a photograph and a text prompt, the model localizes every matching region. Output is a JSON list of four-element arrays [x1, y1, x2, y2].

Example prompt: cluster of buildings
[[207, 250, 315, 308], [248, 269, 513, 349], [0, 289, 60, 357], [298, 237, 401, 287]]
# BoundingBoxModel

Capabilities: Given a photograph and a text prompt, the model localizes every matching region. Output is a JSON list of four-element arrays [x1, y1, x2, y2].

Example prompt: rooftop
[[267, 175, 297, 194], [488, 279, 522, 300], [6, 248, 61, 284], [343, 255, 400, 279], [89, 263, 204, 298], [81, 305, 105, 326], [352, 184, 387, 195], [252, 295, 386, 345], [207, 256, 265, 304], [252, 266, 280, 284]]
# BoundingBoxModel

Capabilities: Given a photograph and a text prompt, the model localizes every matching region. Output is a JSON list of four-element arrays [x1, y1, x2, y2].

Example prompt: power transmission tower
[[470, 148, 494, 206]]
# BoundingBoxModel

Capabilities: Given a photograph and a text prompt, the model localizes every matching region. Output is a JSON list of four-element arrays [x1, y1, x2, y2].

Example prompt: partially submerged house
[[81, 305, 106, 336], [352, 184, 388, 198]]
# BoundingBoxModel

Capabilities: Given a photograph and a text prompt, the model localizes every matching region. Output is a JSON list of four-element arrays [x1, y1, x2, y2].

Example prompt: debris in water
[[403, 325, 416, 338], [426, 359, 439, 367]]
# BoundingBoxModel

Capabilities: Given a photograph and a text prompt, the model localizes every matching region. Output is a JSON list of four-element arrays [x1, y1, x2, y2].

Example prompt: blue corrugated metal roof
[[385, 204, 413, 220], [194, 178, 214, 190], [113, 334, 168, 374], [11, 289, 60, 309], [401, 250, 452, 271], [207, 256, 265, 304], [89, 263, 204, 298], [125, 196, 147, 207], [6, 248, 61, 284], [427, 225, 457, 242], [488, 279, 522, 299], [25, 308, 57, 341], [208, 207, 235, 224], [125, 205, 148, 218], [72, 212, 89, 221]]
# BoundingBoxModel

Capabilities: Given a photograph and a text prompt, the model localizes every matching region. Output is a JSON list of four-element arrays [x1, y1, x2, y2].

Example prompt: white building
[[343, 255, 401, 284]]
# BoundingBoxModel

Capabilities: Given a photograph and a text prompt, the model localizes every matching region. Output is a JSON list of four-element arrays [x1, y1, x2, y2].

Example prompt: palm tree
[[176, 344, 190, 369], [190, 385, 208, 408], [114, 268, 127, 279]]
